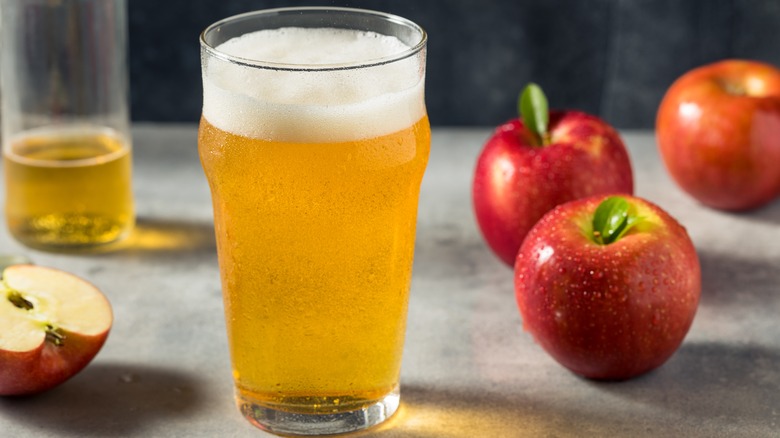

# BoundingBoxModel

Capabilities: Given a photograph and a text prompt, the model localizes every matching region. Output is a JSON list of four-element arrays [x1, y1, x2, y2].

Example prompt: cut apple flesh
[[0, 265, 112, 352]]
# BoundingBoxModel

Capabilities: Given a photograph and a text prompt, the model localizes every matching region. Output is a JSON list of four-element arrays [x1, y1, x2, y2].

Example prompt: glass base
[[9, 214, 133, 251], [236, 386, 400, 436]]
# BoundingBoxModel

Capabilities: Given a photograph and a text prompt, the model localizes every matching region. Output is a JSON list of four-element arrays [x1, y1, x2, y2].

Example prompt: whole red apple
[[514, 195, 700, 380], [0, 264, 113, 396], [473, 84, 634, 266], [656, 59, 780, 210]]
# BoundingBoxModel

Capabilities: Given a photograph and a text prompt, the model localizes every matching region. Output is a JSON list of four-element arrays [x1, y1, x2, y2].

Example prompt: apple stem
[[7, 290, 34, 311], [592, 196, 643, 245], [719, 79, 746, 96], [519, 82, 551, 147], [45, 325, 66, 347]]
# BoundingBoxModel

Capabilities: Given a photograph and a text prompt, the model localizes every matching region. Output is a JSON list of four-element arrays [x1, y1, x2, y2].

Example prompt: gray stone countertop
[[1, 124, 778, 437]]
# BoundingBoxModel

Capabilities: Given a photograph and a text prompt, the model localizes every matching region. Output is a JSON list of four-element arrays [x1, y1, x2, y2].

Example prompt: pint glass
[[198, 8, 429, 435], [1, 0, 134, 249]]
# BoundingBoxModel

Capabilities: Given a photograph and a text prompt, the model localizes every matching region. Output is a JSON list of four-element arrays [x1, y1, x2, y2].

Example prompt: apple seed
[[7, 290, 34, 311]]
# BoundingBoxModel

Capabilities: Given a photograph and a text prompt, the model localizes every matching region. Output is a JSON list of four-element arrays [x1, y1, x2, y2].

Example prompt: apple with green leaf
[[473, 83, 634, 266], [0, 264, 113, 396], [514, 195, 700, 380], [656, 59, 780, 210]]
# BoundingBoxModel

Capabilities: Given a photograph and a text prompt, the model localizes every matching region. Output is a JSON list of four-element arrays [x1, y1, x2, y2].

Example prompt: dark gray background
[[129, 0, 780, 128]]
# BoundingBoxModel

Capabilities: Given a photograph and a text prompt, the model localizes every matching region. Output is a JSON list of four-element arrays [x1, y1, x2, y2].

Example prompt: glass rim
[[199, 6, 427, 72]]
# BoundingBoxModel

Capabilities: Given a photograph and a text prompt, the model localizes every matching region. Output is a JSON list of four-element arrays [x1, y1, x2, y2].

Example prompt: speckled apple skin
[[0, 330, 109, 396], [473, 111, 633, 267], [514, 195, 701, 380], [656, 59, 780, 211]]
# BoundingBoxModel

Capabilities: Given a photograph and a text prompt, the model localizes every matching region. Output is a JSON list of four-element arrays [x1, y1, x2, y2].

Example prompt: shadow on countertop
[[698, 249, 780, 308], [600, 341, 780, 428], [0, 362, 206, 436], [372, 341, 779, 437], [738, 197, 780, 225]]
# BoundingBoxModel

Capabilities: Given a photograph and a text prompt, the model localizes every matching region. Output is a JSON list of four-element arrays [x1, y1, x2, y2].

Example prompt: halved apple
[[0, 265, 113, 396]]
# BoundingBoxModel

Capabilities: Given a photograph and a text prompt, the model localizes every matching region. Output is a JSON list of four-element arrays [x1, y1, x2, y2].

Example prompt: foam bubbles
[[202, 27, 426, 143], [217, 27, 409, 67]]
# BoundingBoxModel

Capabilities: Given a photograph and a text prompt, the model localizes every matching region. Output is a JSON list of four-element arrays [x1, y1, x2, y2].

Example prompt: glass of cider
[[0, 0, 134, 249], [199, 7, 429, 436]]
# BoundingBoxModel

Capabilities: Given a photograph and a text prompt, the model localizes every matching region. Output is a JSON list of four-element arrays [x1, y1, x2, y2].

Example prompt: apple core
[[4, 285, 67, 347]]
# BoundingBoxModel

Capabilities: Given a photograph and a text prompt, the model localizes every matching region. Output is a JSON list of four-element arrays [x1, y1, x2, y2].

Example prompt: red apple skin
[[0, 330, 109, 396], [0, 265, 112, 396], [514, 195, 700, 380], [473, 111, 634, 266], [656, 59, 780, 210]]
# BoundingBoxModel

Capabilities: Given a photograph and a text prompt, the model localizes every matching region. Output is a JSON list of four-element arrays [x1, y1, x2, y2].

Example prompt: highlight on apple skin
[[514, 194, 701, 380], [0, 264, 113, 396]]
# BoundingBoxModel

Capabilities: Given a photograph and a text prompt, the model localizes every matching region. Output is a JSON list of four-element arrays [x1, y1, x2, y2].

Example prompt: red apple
[[473, 84, 634, 266], [0, 264, 113, 396], [514, 195, 700, 380], [656, 59, 780, 210]]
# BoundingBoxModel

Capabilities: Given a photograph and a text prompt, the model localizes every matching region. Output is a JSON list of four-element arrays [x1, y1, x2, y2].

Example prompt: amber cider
[[4, 126, 134, 248], [199, 26, 429, 416]]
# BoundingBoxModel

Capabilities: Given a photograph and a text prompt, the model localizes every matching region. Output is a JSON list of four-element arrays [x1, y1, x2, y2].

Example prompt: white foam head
[[202, 27, 426, 143]]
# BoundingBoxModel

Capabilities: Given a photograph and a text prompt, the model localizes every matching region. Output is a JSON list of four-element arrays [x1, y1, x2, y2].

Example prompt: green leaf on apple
[[592, 196, 643, 245], [519, 83, 550, 146]]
